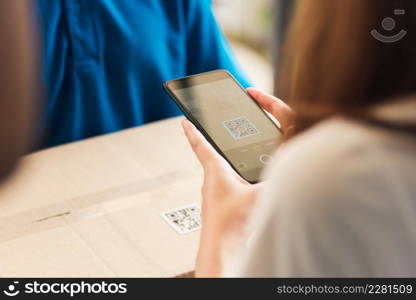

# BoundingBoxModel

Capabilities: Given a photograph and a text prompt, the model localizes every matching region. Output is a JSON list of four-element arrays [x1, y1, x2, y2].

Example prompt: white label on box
[[161, 204, 201, 234]]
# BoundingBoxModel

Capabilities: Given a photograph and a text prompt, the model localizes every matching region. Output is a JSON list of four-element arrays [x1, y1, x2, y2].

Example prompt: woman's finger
[[181, 119, 224, 169], [247, 87, 294, 131]]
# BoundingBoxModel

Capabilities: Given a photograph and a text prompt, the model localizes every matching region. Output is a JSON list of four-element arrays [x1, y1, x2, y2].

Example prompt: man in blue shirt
[[35, 0, 249, 147]]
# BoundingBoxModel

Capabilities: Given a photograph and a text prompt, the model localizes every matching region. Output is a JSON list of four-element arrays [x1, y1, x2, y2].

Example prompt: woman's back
[[229, 99, 416, 277]]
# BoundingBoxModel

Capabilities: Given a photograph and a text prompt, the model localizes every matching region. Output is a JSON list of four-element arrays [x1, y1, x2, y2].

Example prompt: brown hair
[[0, 1, 38, 181], [278, 0, 416, 135]]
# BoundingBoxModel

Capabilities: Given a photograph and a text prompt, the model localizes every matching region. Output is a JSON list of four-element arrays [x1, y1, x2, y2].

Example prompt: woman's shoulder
[[261, 117, 415, 213], [266, 118, 384, 180], [274, 117, 389, 168], [278, 114, 416, 166], [269, 116, 414, 176]]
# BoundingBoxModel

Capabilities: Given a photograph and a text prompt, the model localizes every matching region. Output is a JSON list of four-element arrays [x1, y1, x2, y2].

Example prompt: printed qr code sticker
[[222, 116, 260, 140], [161, 203, 201, 234]]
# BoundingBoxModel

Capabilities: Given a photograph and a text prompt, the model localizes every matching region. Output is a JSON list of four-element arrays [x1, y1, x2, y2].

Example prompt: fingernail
[[247, 87, 258, 95], [181, 120, 188, 131], [182, 120, 194, 133]]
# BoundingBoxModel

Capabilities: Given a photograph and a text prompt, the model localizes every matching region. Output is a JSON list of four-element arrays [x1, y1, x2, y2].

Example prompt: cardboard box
[[0, 117, 202, 277]]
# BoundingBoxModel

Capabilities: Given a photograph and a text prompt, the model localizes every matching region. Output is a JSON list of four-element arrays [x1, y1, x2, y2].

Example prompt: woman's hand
[[247, 88, 295, 134], [182, 89, 294, 277], [182, 120, 261, 277]]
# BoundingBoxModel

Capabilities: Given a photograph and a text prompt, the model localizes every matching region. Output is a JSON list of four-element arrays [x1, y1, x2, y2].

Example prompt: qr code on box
[[222, 116, 260, 140], [161, 204, 201, 234]]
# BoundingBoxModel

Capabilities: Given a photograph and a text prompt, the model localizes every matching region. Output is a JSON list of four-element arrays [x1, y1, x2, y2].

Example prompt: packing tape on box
[[0, 170, 194, 243]]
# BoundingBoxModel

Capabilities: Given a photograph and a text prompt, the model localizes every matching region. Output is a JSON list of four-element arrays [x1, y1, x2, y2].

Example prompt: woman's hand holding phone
[[182, 88, 295, 277], [247, 88, 295, 135]]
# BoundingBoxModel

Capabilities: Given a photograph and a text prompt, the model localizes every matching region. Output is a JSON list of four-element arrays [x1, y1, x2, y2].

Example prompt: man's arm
[[184, 0, 251, 87], [0, 0, 38, 180]]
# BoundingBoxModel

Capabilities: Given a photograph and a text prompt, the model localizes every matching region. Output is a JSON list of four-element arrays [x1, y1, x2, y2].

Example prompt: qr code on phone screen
[[222, 116, 260, 140], [161, 204, 201, 234]]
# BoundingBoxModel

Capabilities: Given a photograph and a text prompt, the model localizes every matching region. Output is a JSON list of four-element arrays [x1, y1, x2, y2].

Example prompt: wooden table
[[0, 117, 202, 277]]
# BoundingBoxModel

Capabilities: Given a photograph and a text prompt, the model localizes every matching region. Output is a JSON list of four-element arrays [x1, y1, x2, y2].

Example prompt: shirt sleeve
[[183, 0, 251, 87], [226, 122, 410, 277]]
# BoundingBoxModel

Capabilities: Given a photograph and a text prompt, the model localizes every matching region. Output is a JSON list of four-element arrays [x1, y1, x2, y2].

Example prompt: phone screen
[[166, 71, 283, 182]]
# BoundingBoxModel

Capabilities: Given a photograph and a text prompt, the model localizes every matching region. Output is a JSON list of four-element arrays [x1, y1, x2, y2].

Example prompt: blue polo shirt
[[35, 0, 249, 147]]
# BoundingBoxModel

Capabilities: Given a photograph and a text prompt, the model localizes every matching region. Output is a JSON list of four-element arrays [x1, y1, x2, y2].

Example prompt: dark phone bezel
[[163, 69, 282, 184]]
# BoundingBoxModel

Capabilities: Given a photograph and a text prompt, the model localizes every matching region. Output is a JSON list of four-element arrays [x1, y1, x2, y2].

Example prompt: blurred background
[[213, 0, 294, 93]]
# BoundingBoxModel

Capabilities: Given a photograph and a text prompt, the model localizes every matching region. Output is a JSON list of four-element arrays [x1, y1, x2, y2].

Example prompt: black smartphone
[[164, 70, 283, 183]]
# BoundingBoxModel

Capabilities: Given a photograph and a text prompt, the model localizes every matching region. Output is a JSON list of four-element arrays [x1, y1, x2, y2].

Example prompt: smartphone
[[164, 70, 283, 183]]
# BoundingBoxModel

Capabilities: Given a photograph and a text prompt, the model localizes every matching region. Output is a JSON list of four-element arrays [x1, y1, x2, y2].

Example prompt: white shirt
[[225, 99, 416, 277]]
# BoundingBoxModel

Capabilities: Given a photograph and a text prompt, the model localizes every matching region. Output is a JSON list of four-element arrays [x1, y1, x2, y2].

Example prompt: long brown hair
[[278, 0, 416, 135]]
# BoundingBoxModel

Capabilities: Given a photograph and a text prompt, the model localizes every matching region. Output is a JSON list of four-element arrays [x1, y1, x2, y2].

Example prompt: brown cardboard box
[[0, 117, 202, 277]]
